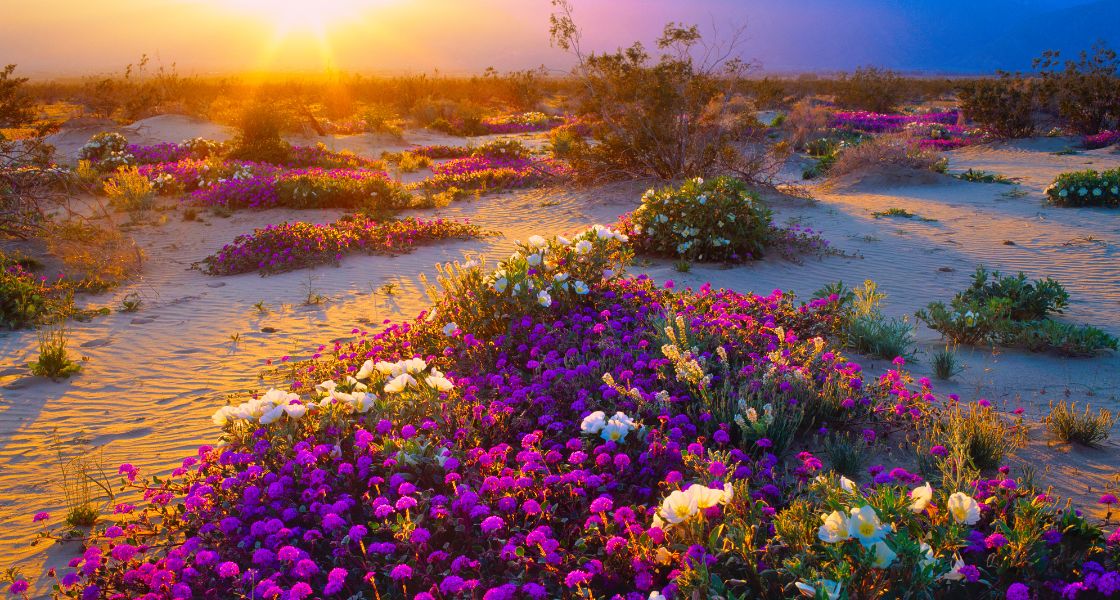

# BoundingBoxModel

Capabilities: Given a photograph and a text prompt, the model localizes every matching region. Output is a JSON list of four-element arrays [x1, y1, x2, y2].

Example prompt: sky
[[1, 0, 1115, 78]]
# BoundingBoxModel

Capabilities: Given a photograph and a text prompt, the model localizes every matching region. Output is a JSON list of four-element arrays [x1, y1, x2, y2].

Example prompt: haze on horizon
[[2, 0, 1117, 78]]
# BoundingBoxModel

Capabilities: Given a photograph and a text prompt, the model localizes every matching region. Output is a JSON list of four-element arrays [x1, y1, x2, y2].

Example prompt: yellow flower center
[[859, 522, 875, 537]]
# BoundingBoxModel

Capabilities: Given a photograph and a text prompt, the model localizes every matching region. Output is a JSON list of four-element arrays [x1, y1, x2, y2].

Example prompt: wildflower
[[1006, 583, 1030, 600], [870, 541, 897, 568], [910, 482, 933, 513], [659, 489, 699, 525], [985, 533, 1009, 549], [818, 510, 850, 543], [574, 281, 589, 295], [947, 492, 981, 525], [390, 564, 412, 580], [480, 516, 505, 533], [537, 290, 552, 307], [384, 373, 418, 393], [930, 445, 948, 457], [839, 476, 857, 493], [580, 411, 607, 434], [848, 505, 890, 547], [32, 512, 50, 522], [1100, 494, 1118, 505], [442, 322, 458, 337]]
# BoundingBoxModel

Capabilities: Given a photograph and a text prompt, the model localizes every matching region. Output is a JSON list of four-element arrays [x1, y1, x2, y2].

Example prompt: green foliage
[[835, 66, 904, 113], [274, 173, 412, 212], [624, 176, 773, 262], [0, 252, 64, 329], [1046, 400, 1117, 446], [957, 267, 1068, 321], [820, 280, 915, 361], [955, 169, 1015, 184], [917, 267, 1116, 356], [871, 207, 936, 222], [958, 75, 1035, 138], [1045, 168, 1120, 208], [0, 64, 36, 127], [923, 401, 1025, 473], [822, 432, 869, 477], [228, 103, 291, 164], [1035, 43, 1120, 135], [471, 138, 530, 160], [930, 347, 963, 380], [30, 318, 81, 379]]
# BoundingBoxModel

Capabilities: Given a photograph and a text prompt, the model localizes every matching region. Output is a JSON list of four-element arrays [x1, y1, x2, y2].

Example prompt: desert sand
[[2, 118, 1118, 585]]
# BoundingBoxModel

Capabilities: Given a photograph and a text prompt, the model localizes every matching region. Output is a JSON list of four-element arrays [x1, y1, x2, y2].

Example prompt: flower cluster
[[1082, 130, 1120, 150], [408, 160, 568, 194], [78, 132, 133, 171], [31, 231, 1120, 599], [1045, 167, 1120, 208], [619, 176, 774, 262], [481, 112, 563, 134], [831, 110, 959, 134], [201, 216, 485, 276]]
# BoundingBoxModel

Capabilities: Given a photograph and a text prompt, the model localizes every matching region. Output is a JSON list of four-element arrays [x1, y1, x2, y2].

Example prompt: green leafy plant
[[955, 169, 1015, 184], [820, 279, 915, 361], [30, 315, 81, 379], [822, 431, 870, 477], [958, 74, 1036, 138], [1046, 400, 1117, 446], [118, 292, 142, 313], [930, 346, 963, 380], [1045, 168, 1120, 208], [871, 207, 937, 222]]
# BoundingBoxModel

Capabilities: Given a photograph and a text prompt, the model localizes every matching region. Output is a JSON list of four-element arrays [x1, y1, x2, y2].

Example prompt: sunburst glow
[[221, 0, 384, 37]]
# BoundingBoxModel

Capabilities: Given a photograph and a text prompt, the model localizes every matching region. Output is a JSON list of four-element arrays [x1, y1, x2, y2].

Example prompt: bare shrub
[[835, 66, 904, 113], [549, 1, 782, 182], [829, 133, 946, 178], [45, 219, 143, 291], [959, 74, 1036, 139], [786, 99, 832, 149], [1035, 42, 1120, 135]]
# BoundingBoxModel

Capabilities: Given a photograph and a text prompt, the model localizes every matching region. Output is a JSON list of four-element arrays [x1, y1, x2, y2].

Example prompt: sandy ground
[[2, 119, 1119, 590]]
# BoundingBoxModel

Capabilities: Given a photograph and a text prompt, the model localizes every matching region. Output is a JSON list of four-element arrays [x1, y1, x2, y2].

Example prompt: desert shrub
[[958, 75, 1035, 138], [550, 4, 780, 180], [413, 98, 488, 136], [102, 165, 154, 212], [956, 266, 1069, 321], [1035, 43, 1120, 135], [360, 103, 403, 137], [45, 219, 143, 291], [227, 103, 291, 164], [0, 64, 36, 127], [917, 267, 1116, 356], [829, 133, 947, 178], [470, 138, 531, 160], [1046, 400, 1117, 446], [274, 171, 411, 212], [78, 132, 134, 171], [1005, 319, 1119, 357], [0, 252, 65, 328], [30, 314, 81, 379], [786, 100, 833, 149], [393, 151, 432, 173], [834, 66, 904, 113], [547, 125, 586, 158], [1045, 168, 1120, 208], [620, 176, 772, 262], [922, 400, 1025, 473]]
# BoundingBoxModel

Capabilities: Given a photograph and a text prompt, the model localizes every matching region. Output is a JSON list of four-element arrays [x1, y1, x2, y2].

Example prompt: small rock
[[938, 267, 954, 272], [80, 338, 112, 348], [1002, 240, 1016, 245], [130, 317, 156, 325], [206, 282, 226, 288], [260, 327, 279, 333]]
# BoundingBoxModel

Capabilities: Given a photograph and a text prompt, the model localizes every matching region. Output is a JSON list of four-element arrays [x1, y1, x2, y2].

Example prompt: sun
[[222, 0, 381, 38]]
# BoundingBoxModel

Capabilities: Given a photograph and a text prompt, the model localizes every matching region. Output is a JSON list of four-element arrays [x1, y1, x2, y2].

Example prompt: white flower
[[383, 373, 418, 393], [354, 360, 375, 380], [528, 235, 547, 248], [442, 322, 459, 337], [947, 491, 980, 525], [281, 402, 307, 419], [848, 505, 889, 547], [658, 489, 699, 524], [573, 281, 589, 295], [870, 541, 897, 568], [574, 240, 593, 255], [919, 542, 937, 570], [910, 482, 933, 513], [425, 372, 454, 392], [688, 484, 729, 509], [211, 406, 234, 426], [796, 580, 841, 600], [537, 290, 552, 307], [556, 235, 571, 245], [648, 592, 667, 600], [258, 404, 285, 425], [348, 391, 376, 413], [600, 421, 630, 442], [580, 411, 607, 434], [610, 411, 637, 429], [839, 476, 857, 493], [526, 253, 542, 266], [493, 277, 509, 293], [818, 510, 850, 543], [402, 358, 427, 374]]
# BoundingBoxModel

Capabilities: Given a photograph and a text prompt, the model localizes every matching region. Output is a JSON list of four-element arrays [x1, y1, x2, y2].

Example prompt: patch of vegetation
[[1045, 167, 1120, 208], [871, 207, 937, 222], [954, 168, 1015, 184], [816, 279, 915, 361], [1046, 400, 1117, 446]]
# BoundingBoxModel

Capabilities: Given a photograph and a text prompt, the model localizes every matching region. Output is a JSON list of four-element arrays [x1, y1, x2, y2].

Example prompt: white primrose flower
[[537, 290, 552, 307], [910, 482, 933, 513], [580, 411, 607, 434], [528, 235, 548, 248], [574, 240, 593, 255], [442, 322, 459, 337], [573, 281, 589, 295], [383, 373, 418, 394], [494, 277, 509, 293], [947, 491, 980, 525], [848, 505, 890, 547], [839, 476, 857, 494], [526, 253, 542, 266], [355, 360, 375, 381], [658, 489, 699, 524], [870, 541, 898, 569], [818, 510, 850, 543]]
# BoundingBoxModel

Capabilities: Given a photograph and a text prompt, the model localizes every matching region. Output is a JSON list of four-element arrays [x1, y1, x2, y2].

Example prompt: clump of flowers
[[831, 110, 959, 134], [29, 231, 1120, 599], [201, 216, 486, 276], [481, 112, 563, 134], [1045, 167, 1120, 208], [78, 132, 133, 171], [1082, 130, 1119, 150]]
